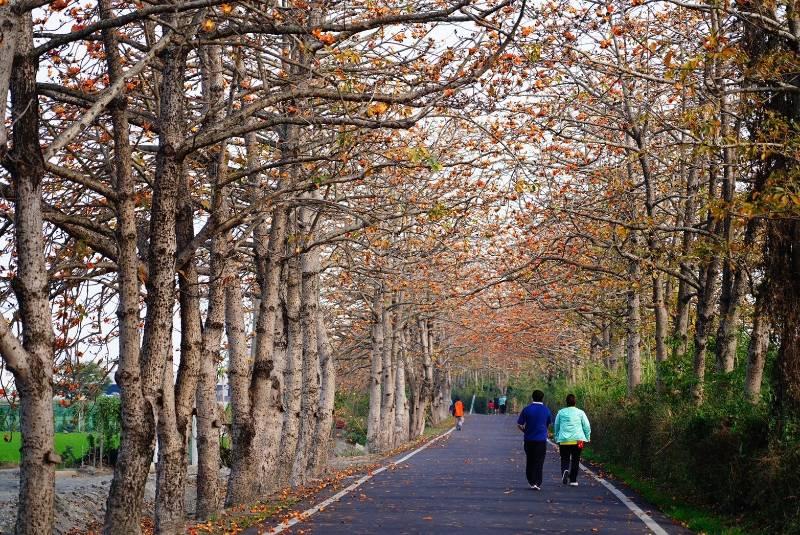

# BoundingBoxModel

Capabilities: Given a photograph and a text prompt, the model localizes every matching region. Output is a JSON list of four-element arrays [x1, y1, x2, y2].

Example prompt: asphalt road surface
[[267, 414, 692, 534]]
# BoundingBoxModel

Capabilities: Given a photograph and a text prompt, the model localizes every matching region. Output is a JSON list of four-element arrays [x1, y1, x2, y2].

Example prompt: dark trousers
[[559, 444, 582, 483], [523, 440, 547, 487]]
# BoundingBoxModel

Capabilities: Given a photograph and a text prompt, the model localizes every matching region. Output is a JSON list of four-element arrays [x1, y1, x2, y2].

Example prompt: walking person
[[554, 393, 591, 487], [516, 390, 551, 490], [488, 399, 495, 414], [498, 394, 507, 414], [451, 396, 465, 430]]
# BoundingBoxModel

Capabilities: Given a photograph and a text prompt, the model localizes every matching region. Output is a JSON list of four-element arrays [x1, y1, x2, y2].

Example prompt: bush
[[541, 359, 800, 534], [334, 391, 369, 445]]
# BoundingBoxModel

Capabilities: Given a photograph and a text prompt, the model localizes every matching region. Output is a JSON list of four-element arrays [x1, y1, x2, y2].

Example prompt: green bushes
[[542, 361, 800, 534], [334, 391, 369, 445]]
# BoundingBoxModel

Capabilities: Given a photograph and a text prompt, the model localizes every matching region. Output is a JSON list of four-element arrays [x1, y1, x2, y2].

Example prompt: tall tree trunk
[[105, 28, 187, 533], [653, 275, 669, 367], [692, 161, 722, 404], [625, 235, 642, 396], [291, 202, 322, 486], [309, 311, 335, 475], [409, 318, 433, 438], [225, 271, 261, 505], [154, 351, 190, 535], [607, 323, 623, 372], [712, 8, 741, 376], [745, 283, 770, 403], [380, 295, 396, 450], [277, 250, 303, 484], [716, 213, 758, 375], [394, 329, 410, 445], [194, 44, 228, 520], [716, 261, 747, 374], [674, 168, 699, 359], [153, 160, 205, 533], [0, 12, 58, 535], [366, 290, 385, 452]]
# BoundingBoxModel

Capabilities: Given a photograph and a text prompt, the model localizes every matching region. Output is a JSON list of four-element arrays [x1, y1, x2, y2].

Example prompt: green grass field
[[0, 432, 94, 466]]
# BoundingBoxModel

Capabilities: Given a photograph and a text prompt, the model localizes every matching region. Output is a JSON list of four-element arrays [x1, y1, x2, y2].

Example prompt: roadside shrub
[[542, 358, 799, 534], [334, 391, 369, 445]]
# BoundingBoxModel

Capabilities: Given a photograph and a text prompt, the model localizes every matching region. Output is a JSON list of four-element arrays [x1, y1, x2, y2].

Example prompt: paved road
[[271, 415, 692, 534]]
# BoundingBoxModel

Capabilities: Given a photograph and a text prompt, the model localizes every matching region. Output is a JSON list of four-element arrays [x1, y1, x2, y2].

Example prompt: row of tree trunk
[[365, 296, 452, 453]]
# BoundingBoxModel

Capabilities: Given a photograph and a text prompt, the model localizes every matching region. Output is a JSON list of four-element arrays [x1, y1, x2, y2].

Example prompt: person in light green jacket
[[553, 393, 591, 486]]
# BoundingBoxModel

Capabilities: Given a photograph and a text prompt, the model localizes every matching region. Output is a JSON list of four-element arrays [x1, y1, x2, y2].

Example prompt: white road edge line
[[266, 427, 457, 534], [548, 440, 669, 535]]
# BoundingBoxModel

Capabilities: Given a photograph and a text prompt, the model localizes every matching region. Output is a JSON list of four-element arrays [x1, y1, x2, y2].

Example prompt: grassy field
[[0, 432, 94, 466]]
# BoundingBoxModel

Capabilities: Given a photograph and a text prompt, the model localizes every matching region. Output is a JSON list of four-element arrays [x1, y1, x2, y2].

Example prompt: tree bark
[[607, 324, 623, 372], [674, 167, 699, 360], [625, 239, 642, 396], [309, 311, 335, 475], [276, 249, 303, 485], [380, 295, 396, 450], [1, 13, 58, 534], [194, 44, 228, 521], [745, 283, 770, 403], [409, 318, 433, 439], [691, 161, 722, 404], [225, 270, 261, 505], [394, 328, 410, 445], [291, 200, 322, 487], [366, 289, 385, 452]]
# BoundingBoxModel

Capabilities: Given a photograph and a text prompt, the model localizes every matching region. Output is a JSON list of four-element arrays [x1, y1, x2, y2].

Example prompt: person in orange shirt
[[451, 397, 465, 431]]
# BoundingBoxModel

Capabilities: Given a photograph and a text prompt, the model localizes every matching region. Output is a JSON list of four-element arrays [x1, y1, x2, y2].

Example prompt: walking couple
[[516, 391, 591, 490]]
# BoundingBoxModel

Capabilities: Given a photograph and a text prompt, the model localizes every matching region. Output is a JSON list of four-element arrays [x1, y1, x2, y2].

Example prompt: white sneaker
[[532, 485, 541, 491], [569, 482, 579, 487]]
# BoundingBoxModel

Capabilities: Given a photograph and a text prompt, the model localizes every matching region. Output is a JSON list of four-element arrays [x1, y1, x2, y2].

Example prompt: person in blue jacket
[[516, 390, 551, 490], [553, 393, 591, 486]]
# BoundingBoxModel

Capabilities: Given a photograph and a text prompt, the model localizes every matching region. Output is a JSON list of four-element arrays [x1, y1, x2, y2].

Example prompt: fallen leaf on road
[[422, 516, 433, 521]]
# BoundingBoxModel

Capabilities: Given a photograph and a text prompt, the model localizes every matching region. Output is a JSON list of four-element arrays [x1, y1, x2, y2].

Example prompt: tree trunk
[[366, 290, 384, 452], [430, 367, 452, 425], [692, 162, 722, 404], [277, 250, 303, 484], [380, 295, 396, 450], [409, 318, 433, 439], [154, 356, 189, 535], [394, 329, 410, 445], [607, 324, 623, 372], [625, 253, 642, 396], [745, 284, 770, 403], [674, 168, 699, 361], [2, 13, 58, 535], [653, 275, 669, 367], [105, 31, 187, 534], [309, 311, 335, 475], [225, 274, 261, 506], [291, 203, 322, 487], [716, 261, 747, 374], [195, 43, 228, 520], [770, 220, 800, 427], [152, 163, 206, 533]]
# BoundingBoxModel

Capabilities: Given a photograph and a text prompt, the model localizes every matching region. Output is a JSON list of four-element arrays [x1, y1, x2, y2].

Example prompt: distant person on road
[[517, 390, 551, 490], [554, 393, 591, 487], [488, 399, 495, 414], [451, 397, 465, 431], [493, 397, 499, 414], [498, 394, 507, 414]]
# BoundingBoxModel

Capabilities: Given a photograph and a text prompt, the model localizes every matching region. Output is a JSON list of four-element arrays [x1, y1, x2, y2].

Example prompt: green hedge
[[0, 432, 94, 465]]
